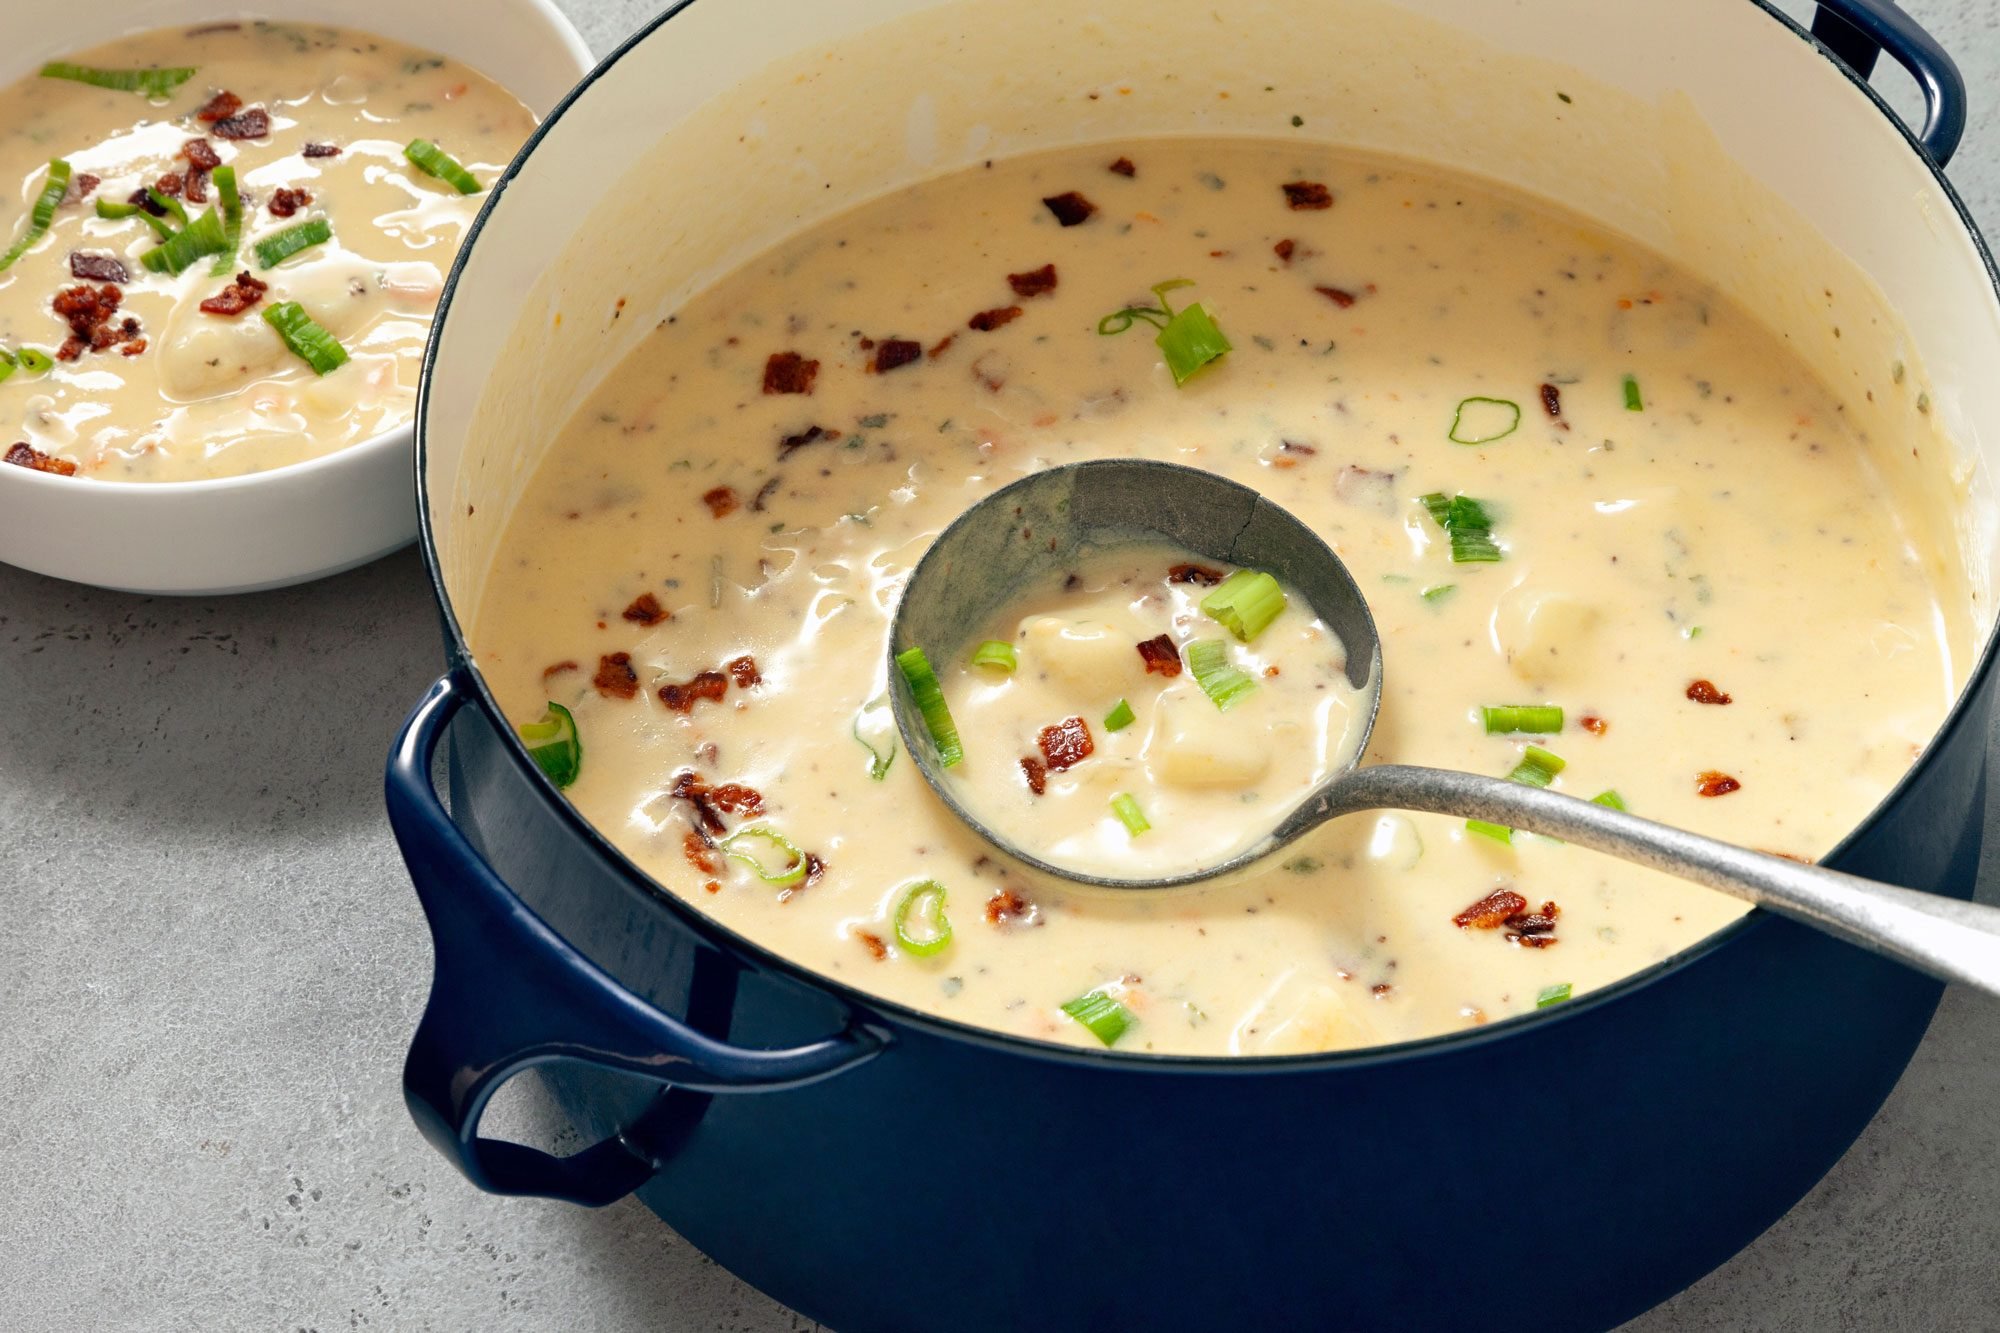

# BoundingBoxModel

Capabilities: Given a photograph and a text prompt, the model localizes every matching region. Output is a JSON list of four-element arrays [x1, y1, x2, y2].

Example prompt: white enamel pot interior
[[0, 0, 592, 596]]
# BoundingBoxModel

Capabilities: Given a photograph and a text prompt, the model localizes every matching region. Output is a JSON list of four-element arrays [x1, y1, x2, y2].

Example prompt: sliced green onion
[[970, 639, 1017, 672], [515, 701, 581, 787], [1466, 820, 1513, 844], [1419, 491, 1503, 564], [140, 206, 228, 275], [403, 138, 483, 194], [262, 300, 350, 376], [94, 199, 142, 220], [1103, 698, 1136, 732], [209, 165, 242, 276], [1111, 793, 1151, 835], [146, 186, 189, 229], [1536, 982, 1573, 1009], [1448, 395, 1520, 445], [852, 695, 897, 781], [718, 825, 810, 887], [39, 62, 197, 98], [1591, 789, 1628, 812], [254, 217, 331, 270], [1061, 988, 1135, 1046], [1186, 638, 1257, 711], [16, 347, 52, 374], [895, 645, 963, 767], [1200, 569, 1286, 642], [1622, 374, 1644, 411], [1421, 584, 1457, 604], [1, 160, 72, 272], [892, 880, 952, 957], [1098, 277, 1194, 334], [1156, 301, 1231, 385], [1481, 705, 1563, 735], [0, 352, 13, 386], [1508, 745, 1567, 787]]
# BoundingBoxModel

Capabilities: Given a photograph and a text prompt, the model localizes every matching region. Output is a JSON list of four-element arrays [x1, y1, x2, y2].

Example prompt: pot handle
[[386, 669, 889, 1206], [1812, 0, 1966, 165]]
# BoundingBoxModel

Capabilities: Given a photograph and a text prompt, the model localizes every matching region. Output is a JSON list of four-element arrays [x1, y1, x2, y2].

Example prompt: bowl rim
[[0, 0, 593, 501], [414, 0, 2000, 1073]]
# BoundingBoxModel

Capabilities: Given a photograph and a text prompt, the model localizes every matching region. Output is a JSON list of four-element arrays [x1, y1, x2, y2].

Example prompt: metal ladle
[[888, 459, 2000, 997]]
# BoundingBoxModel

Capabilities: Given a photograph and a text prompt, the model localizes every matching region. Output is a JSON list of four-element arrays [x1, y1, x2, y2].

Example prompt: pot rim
[[412, 0, 2000, 1074]]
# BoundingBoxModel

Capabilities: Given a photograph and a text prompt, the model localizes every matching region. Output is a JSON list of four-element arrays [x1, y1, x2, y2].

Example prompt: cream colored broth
[[934, 551, 1368, 879], [475, 140, 1959, 1056], [0, 22, 535, 481]]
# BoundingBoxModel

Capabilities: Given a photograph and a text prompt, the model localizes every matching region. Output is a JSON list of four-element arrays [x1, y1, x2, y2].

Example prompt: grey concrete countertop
[[4, 2, 1997, 1328]]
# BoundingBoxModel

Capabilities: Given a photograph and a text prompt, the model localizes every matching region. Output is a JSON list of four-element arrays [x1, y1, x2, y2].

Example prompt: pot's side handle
[[1812, 0, 1966, 166], [385, 670, 890, 1207]]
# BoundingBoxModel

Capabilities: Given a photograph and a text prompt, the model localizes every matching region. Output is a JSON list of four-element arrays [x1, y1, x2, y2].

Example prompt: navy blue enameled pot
[[387, 2, 1997, 1328]]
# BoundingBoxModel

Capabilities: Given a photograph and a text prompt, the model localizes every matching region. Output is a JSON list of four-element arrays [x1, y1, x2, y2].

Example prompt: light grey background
[[3, 2, 1997, 1329]]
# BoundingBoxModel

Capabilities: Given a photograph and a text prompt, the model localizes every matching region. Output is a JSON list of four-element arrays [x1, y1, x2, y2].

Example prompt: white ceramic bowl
[[0, 0, 592, 595]]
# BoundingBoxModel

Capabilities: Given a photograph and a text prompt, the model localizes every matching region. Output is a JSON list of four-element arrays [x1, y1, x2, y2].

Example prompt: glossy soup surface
[[0, 21, 535, 482], [475, 140, 1958, 1057]]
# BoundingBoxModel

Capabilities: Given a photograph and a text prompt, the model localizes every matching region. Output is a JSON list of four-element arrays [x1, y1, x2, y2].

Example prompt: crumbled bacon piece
[[1453, 888, 1529, 930], [750, 476, 781, 512], [197, 271, 268, 317], [541, 660, 579, 681], [1697, 770, 1742, 797], [4, 442, 77, 477], [702, 486, 739, 518], [855, 930, 888, 961], [69, 173, 100, 201], [129, 188, 167, 217], [1107, 157, 1136, 177], [302, 142, 342, 158], [622, 592, 668, 626], [69, 252, 129, 284], [684, 831, 719, 876], [1504, 900, 1561, 947], [777, 424, 826, 461], [669, 769, 765, 839], [1686, 679, 1733, 705], [1168, 562, 1224, 586], [1041, 191, 1097, 226], [1540, 382, 1564, 420], [184, 170, 209, 204], [51, 283, 141, 360], [194, 90, 244, 123], [727, 655, 761, 688], [1579, 714, 1608, 736], [153, 172, 186, 200], [182, 138, 222, 171], [968, 306, 1022, 332], [119, 338, 148, 358], [1020, 755, 1048, 796], [763, 351, 819, 395], [212, 107, 271, 140], [872, 339, 922, 373], [1282, 180, 1333, 210], [1007, 264, 1058, 298], [986, 887, 1040, 927], [1280, 440, 1317, 456], [659, 670, 729, 713], [267, 187, 313, 218], [1136, 634, 1182, 677], [1273, 238, 1296, 264], [927, 334, 955, 360], [593, 652, 640, 699], [1037, 717, 1094, 771], [1316, 285, 1357, 309]]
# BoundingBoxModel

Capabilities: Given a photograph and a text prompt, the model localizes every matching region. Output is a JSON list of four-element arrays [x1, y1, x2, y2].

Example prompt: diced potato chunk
[[1019, 615, 1139, 693], [1144, 683, 1274, 788], [1494, 586, 1601, 684]]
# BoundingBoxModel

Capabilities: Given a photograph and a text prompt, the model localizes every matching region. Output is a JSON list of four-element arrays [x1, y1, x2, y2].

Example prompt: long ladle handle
[[1326, 764, 2000, 998]]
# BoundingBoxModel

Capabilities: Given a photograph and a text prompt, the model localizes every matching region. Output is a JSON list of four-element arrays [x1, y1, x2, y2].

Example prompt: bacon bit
[[1136, 634, 1182, 677], [51, 283, 141, 359], [541, 660, 579, 682], [69, 252, 129, 284], [1315, 285, 1357, 309], [1282, 180, 1333, 210], [985, 887, 1040, 927], [1579, 715, 1608, 736], [1038, 716, 1094, 771], [1280, 440, 1317, 455], [622, 592, 668, 626], [4, 442, 77, 477], [927, 334, 955, 359], [1042, 191, 1098, 226], [1007, 264, 1058, 298], [762, 351, 819, 395], [968, 306, 1023, 332], [1371, 983, 1394, 997], [302, 142, 342, 158], [593, 652, 640, 699], [855, 930, 889, 961], [659, 670, 729, 713], [970, 353, 1006, 393], [1686, 679, 1733, 705], [184, 170, 209, 205], [267, 187, 313, 218], [1539, 382, 1566, 424], [69, 173, 100, 202], [1108, 157, 1136, 177], [128, 188, 167, 217], [120, 338, 148, 357], [750, 476, 781, 512], [154, 172, 186, 200], [670, 769, 765, 839], [1504, 900, 1561, 947], [872, 339, 922, 373], [1020, 755, 1048, 796], [181, 138, 222, 171], [212, 107, 271, 140], [1453, 888, 1529, 930], [776, 423, 826, 460], [1697, 770, 1742, 797], [194, 90, 244, 123], [197, 271, 268, 317], [802, 853, 827, 888], [683, 831, 719, 876], [1168, 562, 1224, 586], [702, 486, 739, 518], [1273, 238, 1296, 264], [728, 655, 761, 688]]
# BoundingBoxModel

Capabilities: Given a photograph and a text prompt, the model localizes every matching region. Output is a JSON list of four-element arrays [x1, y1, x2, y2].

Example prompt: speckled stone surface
[[3, 2, 1997, 1329]]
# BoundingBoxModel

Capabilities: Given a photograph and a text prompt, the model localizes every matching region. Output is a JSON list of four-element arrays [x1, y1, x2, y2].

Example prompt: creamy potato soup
[[477, 140, 1960, 1056], [0, 22, 535, 481]]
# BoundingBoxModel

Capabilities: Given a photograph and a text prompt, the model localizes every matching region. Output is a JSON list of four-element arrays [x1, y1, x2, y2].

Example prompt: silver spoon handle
[[1326, 764, 2000, 998]]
